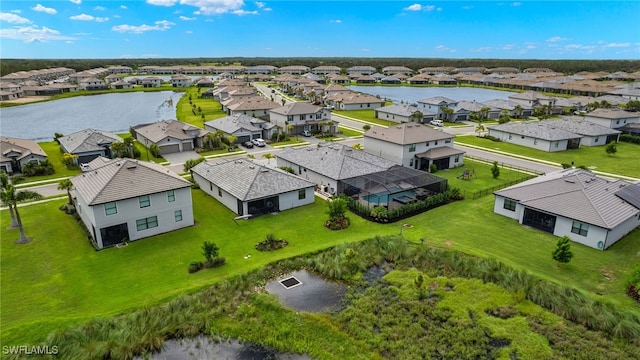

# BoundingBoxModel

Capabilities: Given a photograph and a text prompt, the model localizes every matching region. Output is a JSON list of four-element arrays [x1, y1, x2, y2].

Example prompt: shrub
[[429, 163, 438, 173], [481, 134, 501, 142], [183, 157, 205, 172], [255, 234, 289, 251], [188, 261, 203, 273], [202, 241, 219, 264], [279, 166, 295, 174], [206, 256, 226, 268], [620, 134, 640, 144], [21, 160, 55, 176], [491, 161, 500, 179], [370, 206, 389, 222], [561, 163, 573, 169]]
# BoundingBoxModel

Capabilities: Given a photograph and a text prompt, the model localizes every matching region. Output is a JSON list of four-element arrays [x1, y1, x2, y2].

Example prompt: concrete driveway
[[161, 151, 202, 165]]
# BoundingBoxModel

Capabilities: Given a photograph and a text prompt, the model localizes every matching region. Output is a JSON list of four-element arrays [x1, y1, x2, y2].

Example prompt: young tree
[[201, 241, 219, 265], [491, 161, 500, 179], [149, 144, 160, 158], [552, 236, 574, 264], [362, 124, 371, 132], [110, 142, 127, 158], [326, 196, 348, 224], [0, 179, 43, 244], [183, 157, 205, 172], [123, 137, 135, 158], [57, 178, 74, 205], [475, 124, 485, 136], [605, 142, 617, 156], [262, 153, 275, 164]]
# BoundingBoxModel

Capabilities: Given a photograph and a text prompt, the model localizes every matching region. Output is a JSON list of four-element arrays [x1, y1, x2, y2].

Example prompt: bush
[[429, 163, 438, 173], [21, 160, 54, 176], [279, 166, 295, 174], [206, 256, 226, 268], [188, 261, 203, 273], [561, 163, 573, 169], [481, 135, 501, 142], [255, 233, 289, 251], [620, 134, 640, 144], [491, 161, 500, 179], [370, 206, 389, 222]]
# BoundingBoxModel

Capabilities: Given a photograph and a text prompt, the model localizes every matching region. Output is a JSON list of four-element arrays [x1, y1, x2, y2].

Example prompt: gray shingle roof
[[416, 96, 457, 105], [270, 102, 323, 116], [494, 169, 639, 229], [133, 120, 205, 143], [71, 157, 191, 205], [375, 104, 421, 117], [488, 122, 582, 141], [546, 118, 621, 136], [192, 159, 314, 201], [0, 136, 47, 162], [204, 114, 265, 134], [277, 143, 398, 180], [586, 109, 639, 119], [58, 129, 122, 154], [365, 123, 454, 145]]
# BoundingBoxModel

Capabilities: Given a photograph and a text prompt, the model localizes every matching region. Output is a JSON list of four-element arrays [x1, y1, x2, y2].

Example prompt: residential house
[[195, 77, 216, 87], [454, 100, 501, 120], [223, 96, 280, 119], [364, 123, 464, 171], [418, 66, 455, 75], [0, 137, 48, 174], [406, 74, 431, 85], [79, 77, 107, 90], [380, 76, 401, 85], [279, 66, 310, 75], [140, 77, 163, 88], [509, 91, 556, 110], [487, 122, 582, 152], [375, 104, 433, 123], [269, 102, 337, 135], [326, 74, 350, 84], [430, 74, 458, 85], [170, 74, 193, 87], [481, 99, 533, 118], [544, 118, 620, 146], [312, 66, 342, 75], [346, 66, 376, 75], [245, 65, 277, 74], [105, 74, 121, 84], [493, 168, 640, 250], [325, 91, 384, 110], [71, 157, 194, 249], [132, 120, 208, 155], [58, 129, 123, 165], [355, 75, 377, 84], [110, 80, 134, 89], [191, 159, 315, 216], [454, 67, 487, 75], [204, 114, 275, 143], [416, 96, 459, 119], [382, 66, 413, 76], [583, 109, 640, 129], [0, 82, 24, 99]]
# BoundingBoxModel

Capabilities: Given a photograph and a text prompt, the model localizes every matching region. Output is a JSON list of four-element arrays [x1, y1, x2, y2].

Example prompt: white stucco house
[[493, 169, 640, 250], [204, 114, 276, 144], [269, 102, 337, 135], [363, 123, 465, 171], [416, 96, 459, 120], [583, 109, 640, 129], [71, 157, 194, 249], [487, 122, 582, 152], [170, 74, 193, 87], [0, 137, 48, 174], [375, 104, 435, 123], [191, 159, 315, 216]]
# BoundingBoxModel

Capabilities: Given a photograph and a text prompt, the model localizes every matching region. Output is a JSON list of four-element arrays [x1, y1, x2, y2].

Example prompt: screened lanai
[[338, 166, 447, 210]]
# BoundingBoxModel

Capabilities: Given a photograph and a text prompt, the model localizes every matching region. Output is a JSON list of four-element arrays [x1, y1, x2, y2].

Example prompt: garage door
[[237, 135, 250, 143], [182, 141, 193, 151], [160, 144, 180, 154], [78, 154, 100, 164]]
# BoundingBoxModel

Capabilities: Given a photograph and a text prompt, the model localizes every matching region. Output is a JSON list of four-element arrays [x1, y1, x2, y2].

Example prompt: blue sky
[[1, 1, 638, 59]]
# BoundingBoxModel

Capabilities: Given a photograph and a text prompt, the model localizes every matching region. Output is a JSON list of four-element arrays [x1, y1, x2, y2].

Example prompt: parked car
[[252, 138, 266, 147], [242, 141, 254, 148], [430, 119, 444, 127], [324, 105, 335, 110], [300, 130, 312, 137]]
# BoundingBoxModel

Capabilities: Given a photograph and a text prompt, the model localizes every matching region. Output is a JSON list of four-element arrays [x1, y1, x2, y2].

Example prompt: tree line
[[2, 57, 640, 77]]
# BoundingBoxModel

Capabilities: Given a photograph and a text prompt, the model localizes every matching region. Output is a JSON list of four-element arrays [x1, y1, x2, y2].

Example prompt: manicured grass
[[2, 187, 639, 345], [456, 135, 640, 178], [269, 138, 307, 146], [29, 141, 81, 181], [176, 87, 227, 128], [338, 126, 363, 137], [333, 109, 396, 127], [117, 133, 166, 164], [435, 159, 533, 196]]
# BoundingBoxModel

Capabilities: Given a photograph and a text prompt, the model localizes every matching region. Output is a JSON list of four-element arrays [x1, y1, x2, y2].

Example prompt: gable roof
[[375, 104, 422, 117], [488, 121, 582, 141], [364, 123, 453, 145], [192, 159, 314, 201], [58, 129, 122, 154], [0, 136, 47, 162], [277, 143, 398, 180], [417, 96, 458, 105], [494, 168, 639, 229], [270, 102, 323, 116], [545, 118, 621, 136], [71, 157, 191, 205], [585, 109, 639, 120], [205, 114, 266, 134]]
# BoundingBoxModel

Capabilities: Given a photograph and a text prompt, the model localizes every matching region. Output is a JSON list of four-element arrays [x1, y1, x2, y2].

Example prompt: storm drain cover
[[279, 277, 302, 289]]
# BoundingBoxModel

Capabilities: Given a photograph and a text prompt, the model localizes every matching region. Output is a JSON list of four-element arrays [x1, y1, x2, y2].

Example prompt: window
[[139, 195, 150, 208], [571, 221, 589, 236], [534, 139, 538, 145], [508, 134, 512, 140], [594, 137, 599, 143], [434, 140, 438, 145], [136, 216, 158, 231], [425, 141, 430, 146], [298, 189, 306, 200], [104, 202, 117, 216], [210, 182, 213, 191], [503, 198, 516, 211], [454, 155, 460, 162], [167, 190, 175, 202], [175, 210, 183, 222], [299, 115, 305, 121], [445, 139, 451, 144], [554, 141, 560, 148], [218, 186, 222, 197], [409, 158, 414, 167], [409, 144, 416, 152]]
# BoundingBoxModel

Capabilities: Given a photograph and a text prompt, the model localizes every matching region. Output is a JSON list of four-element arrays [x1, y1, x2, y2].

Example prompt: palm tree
[[58, 178, 74, 205], [110, 142, 126, 158], [262, 153, 275, 164], [410, 111, 424, 123], [475, 124, 486, 136], [514, 105, 524, 119], [441, 106, 454, 122], [123, 137, 135, 158], [0, 172, 19, 228], [1, 180, 43, 244]]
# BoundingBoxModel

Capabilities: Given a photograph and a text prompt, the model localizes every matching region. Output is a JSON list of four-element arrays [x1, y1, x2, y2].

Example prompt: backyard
[[176, 87, 227, 128], [2, 184, 639, 346], [333, 109, 396, 127], [456, 135, 640, 178]]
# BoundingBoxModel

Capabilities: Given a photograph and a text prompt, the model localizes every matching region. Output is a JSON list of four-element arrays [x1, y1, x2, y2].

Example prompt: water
[[0, 91, 183, 141], [136, 336, 310, 360], [265, 270, 347, 313], [347, 86, 517, 105], [123, 75, 217, 82]]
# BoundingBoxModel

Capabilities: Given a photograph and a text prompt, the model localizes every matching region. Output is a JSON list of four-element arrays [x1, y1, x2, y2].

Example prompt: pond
[[123, 75, 218, 82], [0, 91, 184, 141], [265, 270, 347, 313], [347, 86, 517, 104], [136, 336, 311, 360]]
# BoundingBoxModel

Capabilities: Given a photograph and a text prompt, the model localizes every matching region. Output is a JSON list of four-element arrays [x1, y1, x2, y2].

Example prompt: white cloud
[[330, 19, 342, 23], [512, 2, 522, 6], [435, 45, 456, 52], [263, 7, 271, 11], [112, 20, 175, 34], [0, 25, 76, 43], [604, 42, 631, 48], [184, 0, 245, 15], [32, 4, 57, 15], [546, 36, 569, 42], [232, 9, 258, 15], [179, 16, 196, 20], [185, 30, 192, 34], [94, 6, 106, 11], [70, 14, 109, 22], [0, 12, 31, 24], [121, 5, 127, 9], [146, 0, 177, 6], [255, 1, 265, 8], [70, 0, 82, 4], [405, 4, 422, 11], [404, 4, 436, 12], [10, 10, 22, 14]]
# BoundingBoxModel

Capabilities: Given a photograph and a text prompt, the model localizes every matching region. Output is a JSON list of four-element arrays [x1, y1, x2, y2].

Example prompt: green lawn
[[118, 133, 166, 164], [333, 109, 396, 127], [27, 141, 82, 181], [435, 159, 533, 196], [456, 135, 640, 178], [2, 187, 639, 345], [176, 87, 227, 128], [269, 138, 308, 147], [338, 126, 363, 137]]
